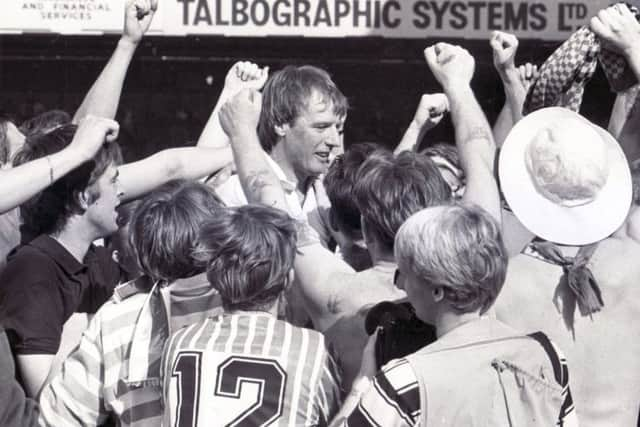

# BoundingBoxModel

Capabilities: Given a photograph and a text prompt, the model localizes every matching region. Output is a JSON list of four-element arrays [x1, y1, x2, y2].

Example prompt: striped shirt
[[162, 313, 342, 426], [38, 274, 223, 427], [344, 330, 577, 427]]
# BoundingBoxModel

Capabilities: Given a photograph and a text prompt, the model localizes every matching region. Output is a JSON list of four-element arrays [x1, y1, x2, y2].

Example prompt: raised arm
[[118, 146, 232, 203], [394, 93, 448, 155], [73, 0, 157, 123], [219, 90, 355, 328], [425, 43, 501, 222], [490, 31, 529, 146], [0, 116, 118, 214], [197, 61, 269, 149]]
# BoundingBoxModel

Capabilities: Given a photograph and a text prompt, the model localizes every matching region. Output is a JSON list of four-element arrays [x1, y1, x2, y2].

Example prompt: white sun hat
[[499, 107, 632, 245]]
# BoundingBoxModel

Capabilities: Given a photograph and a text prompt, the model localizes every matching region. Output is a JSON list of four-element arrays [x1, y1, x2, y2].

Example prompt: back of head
[[19, 109, 72, 137], [129, 179, 223, 283], [258, 65, 348, 152], [395, 205, 508, 314], [323, 142, 378, 236], [13, 124, 122, 237], [354, 149, 451, 251], [195, 205, 297, 312]]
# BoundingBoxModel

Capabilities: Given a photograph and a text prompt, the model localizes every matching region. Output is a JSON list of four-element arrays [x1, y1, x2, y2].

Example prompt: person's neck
[[270, 144, 313, 195], [228, 303, 279, 318], [51, 222, 95, 262], [366, 237, 395, 267], [434, 310, 482, 338]]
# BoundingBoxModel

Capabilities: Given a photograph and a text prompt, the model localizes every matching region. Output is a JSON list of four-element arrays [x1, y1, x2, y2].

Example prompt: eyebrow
[[112, 169, 120, 180]]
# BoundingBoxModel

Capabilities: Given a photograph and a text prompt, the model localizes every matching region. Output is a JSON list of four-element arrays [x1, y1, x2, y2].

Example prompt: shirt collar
[[427, 316, 518, 352], [29, 235, 86, 275], [266, 154, 320, 196]]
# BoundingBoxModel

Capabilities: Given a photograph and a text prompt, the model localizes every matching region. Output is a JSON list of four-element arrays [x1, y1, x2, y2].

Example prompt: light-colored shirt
[[38, 274, 223, 427], [215, 155, 333, 248], [162, 313, 343, 426]]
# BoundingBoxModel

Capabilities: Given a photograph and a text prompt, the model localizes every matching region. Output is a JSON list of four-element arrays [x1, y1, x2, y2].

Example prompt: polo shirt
[[0, 235, 118, 359]]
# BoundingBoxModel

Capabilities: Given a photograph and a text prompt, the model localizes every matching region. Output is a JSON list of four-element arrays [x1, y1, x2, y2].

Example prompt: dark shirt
[[0, 328, 39, 427], [0, 235, 119, 357]]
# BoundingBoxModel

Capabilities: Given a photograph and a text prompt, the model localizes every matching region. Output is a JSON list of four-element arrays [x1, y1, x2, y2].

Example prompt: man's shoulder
[[0, 244, 58, 290], [214, 174, 247, 207]]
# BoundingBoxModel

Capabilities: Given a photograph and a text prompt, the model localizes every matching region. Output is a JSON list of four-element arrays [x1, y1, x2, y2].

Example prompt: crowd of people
[[1, 0, 639, 426]]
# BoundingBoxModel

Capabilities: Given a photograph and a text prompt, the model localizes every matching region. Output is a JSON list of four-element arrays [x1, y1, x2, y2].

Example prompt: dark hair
[[12, 124, 122, 236], [323, 142, 378, 236], [19, 109, 72, 137], [195, 205, 297, 312], [354, 149, 451, 251], [129, 180, 223, 283], [258, 65, 348, 152]]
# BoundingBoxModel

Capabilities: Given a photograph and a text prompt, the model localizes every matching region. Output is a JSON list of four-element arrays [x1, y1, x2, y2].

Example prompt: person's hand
[[490, 31, 519, 76], [122, 0, 158, 45], [69, 115, 119, 162], [424, 43, 475, 91], [411, 93, 449, 132], [357, 327, 380, 379], [219, 89, 262, 139], [590, 4, 640, 57], [223, 61, 269, 97], [517, 63, 539, 93]]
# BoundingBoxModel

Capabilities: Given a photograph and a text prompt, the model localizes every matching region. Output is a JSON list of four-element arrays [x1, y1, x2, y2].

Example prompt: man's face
[[282, 90, 342, 180], [86, 164, 123, 238]]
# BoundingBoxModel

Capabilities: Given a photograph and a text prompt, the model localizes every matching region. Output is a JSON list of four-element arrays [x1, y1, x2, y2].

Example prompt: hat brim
[[499, 107, 632, 245]]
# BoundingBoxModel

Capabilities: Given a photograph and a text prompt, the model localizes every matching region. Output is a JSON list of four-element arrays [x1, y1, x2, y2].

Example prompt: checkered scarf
[[523, 6, 639, 115]]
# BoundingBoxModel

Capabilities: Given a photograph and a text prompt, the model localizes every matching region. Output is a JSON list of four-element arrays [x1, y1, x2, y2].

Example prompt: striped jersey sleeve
[[38, 307, 109, 426], [345, 358, 420, 427], [162, 313, 343, 426]]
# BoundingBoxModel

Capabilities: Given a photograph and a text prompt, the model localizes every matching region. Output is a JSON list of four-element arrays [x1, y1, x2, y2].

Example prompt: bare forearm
[[395, 121, 425, 155], [493, 102, 512, 148], [446, 84, 501, 221], [0, 148, 88, 214], [119, 146, 232, 202], [73, 38, 137, 123], [230, 131, 287, 209], [501, 70, 527, 125], [196, 89, 233, 148]]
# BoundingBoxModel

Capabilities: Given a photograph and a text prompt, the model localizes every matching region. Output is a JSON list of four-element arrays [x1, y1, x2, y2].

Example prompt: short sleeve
[[3, 283, 64, 355]]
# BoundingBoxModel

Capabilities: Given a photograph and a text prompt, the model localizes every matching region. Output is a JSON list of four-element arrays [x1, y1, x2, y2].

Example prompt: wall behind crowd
[[0, 35, 615, 162]]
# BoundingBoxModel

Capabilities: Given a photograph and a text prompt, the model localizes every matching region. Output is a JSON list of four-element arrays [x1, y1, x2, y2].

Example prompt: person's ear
[[432, 286, 445, 302], [76, 190, 91, 210], [274, 123, 289, 137]]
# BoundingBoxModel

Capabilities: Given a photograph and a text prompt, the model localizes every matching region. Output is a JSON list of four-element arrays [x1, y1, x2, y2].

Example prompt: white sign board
[[0, 0, 616, 40]]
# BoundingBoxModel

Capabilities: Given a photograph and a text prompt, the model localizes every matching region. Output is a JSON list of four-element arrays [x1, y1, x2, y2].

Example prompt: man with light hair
[[493, 4, 640, 425], [330, 203, 577, 426], [216, 64, 348, 247]]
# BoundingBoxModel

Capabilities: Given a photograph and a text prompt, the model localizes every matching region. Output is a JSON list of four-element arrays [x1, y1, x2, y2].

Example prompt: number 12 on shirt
[[169, 351, 287, 427]]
